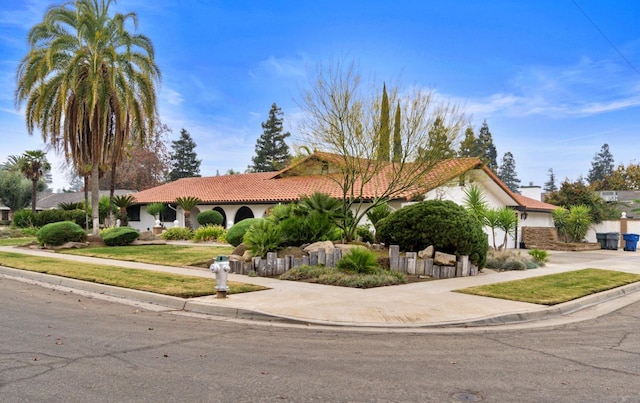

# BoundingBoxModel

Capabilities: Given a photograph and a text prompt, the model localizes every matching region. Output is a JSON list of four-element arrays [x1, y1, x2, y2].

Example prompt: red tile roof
[[130, 151, 557, 212]]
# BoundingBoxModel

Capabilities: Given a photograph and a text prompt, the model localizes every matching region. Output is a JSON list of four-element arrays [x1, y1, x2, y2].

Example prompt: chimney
[[520, 183, 542, 201]]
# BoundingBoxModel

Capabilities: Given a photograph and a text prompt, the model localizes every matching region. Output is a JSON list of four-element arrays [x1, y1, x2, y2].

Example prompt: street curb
[[2, 265, 640, 329], [0, 266, 188, 311]]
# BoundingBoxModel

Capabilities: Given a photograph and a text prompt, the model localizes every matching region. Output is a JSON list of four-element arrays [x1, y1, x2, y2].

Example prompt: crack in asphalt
[[481, 334, 640, 378]]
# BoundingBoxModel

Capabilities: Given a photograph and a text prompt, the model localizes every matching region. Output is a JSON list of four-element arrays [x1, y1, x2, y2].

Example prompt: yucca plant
[[146, 202, 166, 222], [175, 196, 201, 229]]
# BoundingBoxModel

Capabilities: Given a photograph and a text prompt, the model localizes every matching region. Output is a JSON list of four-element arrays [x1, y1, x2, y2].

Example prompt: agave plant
[[175, 196, 202, 229]]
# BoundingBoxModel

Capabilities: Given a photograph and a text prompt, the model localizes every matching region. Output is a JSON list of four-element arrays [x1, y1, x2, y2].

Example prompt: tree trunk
[[84, 175, 90, 230], [31, 179, 37, 214], [108, 161, 117, 227], [90, 164, 100, 235]]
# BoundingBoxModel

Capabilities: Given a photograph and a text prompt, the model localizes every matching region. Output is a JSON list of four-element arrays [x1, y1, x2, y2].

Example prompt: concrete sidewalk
[[2, 246, 640, 328]]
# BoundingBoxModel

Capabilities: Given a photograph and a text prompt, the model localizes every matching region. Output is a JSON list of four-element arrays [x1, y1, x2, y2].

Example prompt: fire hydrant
[[209, 255, 231, 298]]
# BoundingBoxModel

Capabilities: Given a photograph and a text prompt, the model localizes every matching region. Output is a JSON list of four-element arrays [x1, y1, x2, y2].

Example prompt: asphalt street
[[1, 277, 639, 402]]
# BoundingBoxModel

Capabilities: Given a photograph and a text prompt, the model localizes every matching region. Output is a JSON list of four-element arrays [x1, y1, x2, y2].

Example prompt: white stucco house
[[127, 152, 557, 247]]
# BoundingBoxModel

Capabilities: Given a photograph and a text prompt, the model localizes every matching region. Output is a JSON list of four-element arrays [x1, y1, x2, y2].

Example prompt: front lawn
[[455, 268, 640, 305], [59, 244, 234, 267], [0, 251, 265, 297]]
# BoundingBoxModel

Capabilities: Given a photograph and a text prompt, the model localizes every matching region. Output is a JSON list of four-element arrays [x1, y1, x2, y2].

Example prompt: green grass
[[0, 251, 265, 297], [59, 244, 234, 267], [0, 237, 37, 246], [455, 268, 640, 305]]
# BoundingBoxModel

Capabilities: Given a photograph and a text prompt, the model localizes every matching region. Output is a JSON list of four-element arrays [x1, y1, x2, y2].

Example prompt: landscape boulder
[[434, 251, 457, 266]]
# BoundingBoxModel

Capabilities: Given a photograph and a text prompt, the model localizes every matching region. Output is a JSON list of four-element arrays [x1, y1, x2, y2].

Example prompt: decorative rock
[[418, 245, 435, 259], [304, 241, 335, 253], [228, 254, 244, 261], [138, 231, 155, 241], [434, 251, 456, 266], [242, 250, 253, 261]]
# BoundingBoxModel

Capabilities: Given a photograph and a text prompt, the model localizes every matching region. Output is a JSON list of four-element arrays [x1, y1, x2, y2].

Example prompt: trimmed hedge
[[226, 218, 262, 247], [197, 210, 224, 226], [37, 221, 86, 246], [102, 227, 140, 246], [377, 200, 488, 268]]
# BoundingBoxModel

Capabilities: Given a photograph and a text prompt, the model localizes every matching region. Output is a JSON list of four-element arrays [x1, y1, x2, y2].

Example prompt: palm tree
[[175, 197, 201, 229], [15, 0, 161, 234], [17, 150, 51, 214], [112, 194, 136, 226]]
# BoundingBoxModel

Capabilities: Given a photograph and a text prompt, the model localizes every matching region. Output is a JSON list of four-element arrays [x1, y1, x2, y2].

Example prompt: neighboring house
[[0, 203, 9, 221], [130, 152, 557, 248], [36, 190, 136, 210]]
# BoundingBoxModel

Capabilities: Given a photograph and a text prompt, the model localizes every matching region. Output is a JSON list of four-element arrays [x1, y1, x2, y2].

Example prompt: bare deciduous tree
[[296, 60, 468, 240]]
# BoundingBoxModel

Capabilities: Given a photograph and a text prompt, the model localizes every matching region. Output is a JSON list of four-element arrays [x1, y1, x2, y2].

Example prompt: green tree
[[298, 60, 467, 241], [17, 150, 51, 214], [543, 168, 557, 193], [0, 170, 33, 219], [420, 117, 456, 161], [377, 83, 390, 161], [392, 102, 402, 162], [458, 125, 481, 158], [600, 163, 640, 190], [249, 103, 292, 172], [587, 143, 615, 186], [477, 120, 498, 171], [497, 152, 521, 193], [544, 179, 617, 223], [15, 0, 160, 234], [168, 129, 201, 181]]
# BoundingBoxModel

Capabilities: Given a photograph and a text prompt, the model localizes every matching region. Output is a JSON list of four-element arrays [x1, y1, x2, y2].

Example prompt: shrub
[[280, 265, 406, 288], [161, 227, 193, 241], [193, 225, 226, 242], [226, 218, 262, 247], [337, 247, 380, 274], [485, 249, 538, 271], [37, 221, 86, 246], [197, 210, 224, 226], [356, 224, 375, 243], [528, 249, 549, 266], [12, 209, 35, 228], [101, 227, 140, 246], [33, 209, 68, 227], [243, 220, 283, 257], [66, 209, 88, 228], [377, 200, 488, 268]]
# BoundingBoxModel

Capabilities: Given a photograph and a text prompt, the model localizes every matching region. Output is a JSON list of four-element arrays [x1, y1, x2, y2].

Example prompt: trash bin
[[623, 233, 639, 252], [596, 233, 607, 249], [605, 232, 619, 250]]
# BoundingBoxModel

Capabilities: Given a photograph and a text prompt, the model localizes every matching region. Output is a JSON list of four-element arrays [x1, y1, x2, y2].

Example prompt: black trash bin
[[596, 233, 607, 249], [605, 232, 619, 250], [623, 233, 639, 252]]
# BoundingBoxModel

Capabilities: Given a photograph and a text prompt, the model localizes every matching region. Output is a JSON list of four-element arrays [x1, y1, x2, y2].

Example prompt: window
[[127, 205, 141, 221]]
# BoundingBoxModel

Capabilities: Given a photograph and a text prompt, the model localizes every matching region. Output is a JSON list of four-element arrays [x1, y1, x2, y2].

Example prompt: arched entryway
[[213, 207, 228, 228], [233, 206, 254, 224]]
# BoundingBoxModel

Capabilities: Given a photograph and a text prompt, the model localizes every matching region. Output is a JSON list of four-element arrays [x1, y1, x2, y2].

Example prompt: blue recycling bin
[[623, 233, 639, 252]]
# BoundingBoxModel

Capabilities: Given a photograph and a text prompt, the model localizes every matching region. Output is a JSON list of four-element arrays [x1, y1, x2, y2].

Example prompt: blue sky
[[1, 0, 639, 192]]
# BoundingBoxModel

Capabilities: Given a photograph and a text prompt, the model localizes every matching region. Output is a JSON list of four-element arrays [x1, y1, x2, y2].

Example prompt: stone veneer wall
[[522, 226, 601, 251]]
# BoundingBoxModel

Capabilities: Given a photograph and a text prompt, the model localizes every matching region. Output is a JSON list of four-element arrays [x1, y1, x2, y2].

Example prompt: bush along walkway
[[229, 245, 478, 279]]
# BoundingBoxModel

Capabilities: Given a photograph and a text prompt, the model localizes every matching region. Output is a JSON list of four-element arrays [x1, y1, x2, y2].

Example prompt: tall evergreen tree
[[477, 120, 498, 171], [377, 83, 390, 161], [587, 143, 615, 185], [458, 126, 481, 157], [497, 152, 521, 193], [392, 101, 402, 162], [249, 103, 291, 172], [168, 129, 201, 181], [544, 168, 558, 193], [422, 117, 456, 160]]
